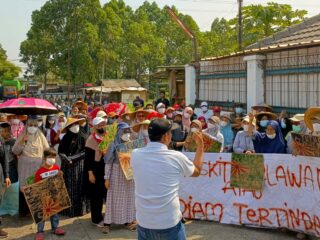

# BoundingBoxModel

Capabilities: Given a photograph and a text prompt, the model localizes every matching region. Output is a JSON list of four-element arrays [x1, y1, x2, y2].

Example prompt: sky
[[1, 0, 320, 69]]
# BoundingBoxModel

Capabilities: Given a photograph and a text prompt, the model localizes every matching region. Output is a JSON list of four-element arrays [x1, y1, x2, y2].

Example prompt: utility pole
[[238, 0, 243, 51]]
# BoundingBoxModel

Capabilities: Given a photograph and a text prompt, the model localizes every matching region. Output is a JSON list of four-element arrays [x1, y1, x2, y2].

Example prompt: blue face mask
[[260, 120, 268, 127], [235, 108, 243, 114]]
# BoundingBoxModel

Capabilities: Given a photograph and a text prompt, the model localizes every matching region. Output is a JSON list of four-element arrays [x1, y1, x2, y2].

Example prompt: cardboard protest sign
[[23, 172, 71, 224], [116, 138, 147, 180], [230, 153, 264, 191], [291, 133, 320, 157], [184, 133, 221, 152]]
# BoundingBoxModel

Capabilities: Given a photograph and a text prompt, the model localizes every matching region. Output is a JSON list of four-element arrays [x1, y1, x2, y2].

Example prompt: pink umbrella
[[0, 98, 58, 115]]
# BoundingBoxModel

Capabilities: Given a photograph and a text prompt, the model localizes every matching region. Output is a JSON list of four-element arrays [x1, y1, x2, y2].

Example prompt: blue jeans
[[137, 221, 186, 240], [37, 214, 59, 233]]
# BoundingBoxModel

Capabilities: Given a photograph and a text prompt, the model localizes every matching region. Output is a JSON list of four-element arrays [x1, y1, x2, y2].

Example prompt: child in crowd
[[34, 148, 66, 240]]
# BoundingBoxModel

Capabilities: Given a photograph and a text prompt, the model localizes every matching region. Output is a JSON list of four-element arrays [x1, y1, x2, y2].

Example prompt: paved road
[[2, 214, 318, 240]]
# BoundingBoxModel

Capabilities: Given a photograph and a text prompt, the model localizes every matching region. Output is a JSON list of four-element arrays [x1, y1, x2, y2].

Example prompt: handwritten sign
[[23, 172, 71, 224], [291, 133, 320, 157], [230, 154, 264, 191], [179, 153, 320, 237], [116, 138, 147, 180], [184, 133, 222, 152]]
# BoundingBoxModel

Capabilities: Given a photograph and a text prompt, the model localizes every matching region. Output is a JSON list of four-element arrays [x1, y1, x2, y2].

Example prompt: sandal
[[35, 232, 45, 240], [53, 228, 65, 236], [101, 226, 110, 234], [126, 222, 137, 232]]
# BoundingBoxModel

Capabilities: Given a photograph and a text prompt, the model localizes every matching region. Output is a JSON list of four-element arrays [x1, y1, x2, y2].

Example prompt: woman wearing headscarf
[[198, 116, 208, 130], [45, 115, 56, 146], [249, 118, 286, 154], [203, 116, 224, 151], [58, 118, 89, 217], [84, 117, 107, 228], [233, 116, 255, 154], [12, 116, 49, 216], [50, 113, 66, 150], [220, 115, 234, 152], [10, 116, 25, 139], [102, 122, 136, 234], [182, 107, 193, 131]]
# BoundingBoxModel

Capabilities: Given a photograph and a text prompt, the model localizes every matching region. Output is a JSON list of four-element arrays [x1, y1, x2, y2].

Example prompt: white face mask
[[12, 119, 20, 125], [48, 120, 55, 125], [267, 133, 276, 139], [69, 125, 80, 134], [158, 108, 165, 114], [207, 123, 215, 129], [243, 125, 249, 132], [46, 158, 56, 166], [121, 133, 131, 142], [190, 127, 198, 133], [38, 121, 43, 127], [27, 126, 38, 135], [146, 109, 153, 113], [167, 113, 173, 118], [201, 106, 208, 112], [220, 121, 228, 127], [142, 129, 149, 137], [184, 113, 191, 119], [58, 122, 65, 128], [313, 123, 320, 132]]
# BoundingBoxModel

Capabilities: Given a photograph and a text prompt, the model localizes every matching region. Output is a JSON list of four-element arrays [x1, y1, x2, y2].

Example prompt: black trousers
[[19, 191, 30, 216], [88, 181, 106, 224]]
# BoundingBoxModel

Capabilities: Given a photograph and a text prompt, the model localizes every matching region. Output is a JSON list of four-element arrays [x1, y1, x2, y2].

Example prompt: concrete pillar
[[243, 55, 266, 113], [185, 64, 196, 105]]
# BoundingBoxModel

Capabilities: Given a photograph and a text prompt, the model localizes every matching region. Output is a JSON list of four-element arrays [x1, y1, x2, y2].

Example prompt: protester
[[44, 115, 56, 146], [84, 117, 107, 228], [133, 96, 144, 110], [212, 106, 222, 118], [165, 107, 174, 121], [10, 116, 24, 139], [170, 112, 187, 151], [278, 110, 292, 141], [182, 107, 193, 131], [121, 112, 133, 125], [156, 103, 166, 115], [132, 109, 148, 125], [233, 116, 255, 154], [34, 148, 65, 240], [50, 113, 66, 150], [144, 103, 154, 112], [198, 102, 213, 121], [102, 122, 136, 234], [203, 116, 224, 151], [187, 104, 198, 121], [255, 112, 277, 133], [71, 106, 79, 117], [198, 116, 207, 130], [286, 114, 306, 154], [132, 120, 150, 141], [58, 118, 89, 217], [12, 116, 50, 216], [107, 112, 119, 125], [249, 115, 286, 154], [220, 114, 234, 152], [0, 122, 14, 186], [131, 118, 204, 240], [155, 91, 170, 108]]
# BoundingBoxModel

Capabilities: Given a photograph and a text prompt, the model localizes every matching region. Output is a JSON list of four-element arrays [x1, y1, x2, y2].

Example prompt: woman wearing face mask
[[51, 113, 67, 150], [198, 102, 213, 121], [182, 107, 193, 131], [132, 109, 149, 125], [58, 117, 89, 217], [132, 120, 150, 142], [286, 114, 306, 154], [156, 103, 166, 116], [198, 116, 208, 130], [102, 122, 136, 234], [84, 117, 107, 228], [203, 116, 224, 152], [170, 112, 187, 151], [45, 114, 56, 146], [220, 115, 234, 152], [248, 117, 286, 154], [165, 107, 174, 121], [233, 116, 255, 154], [12, 116, 50, 216], [256, 112, 277, 133]]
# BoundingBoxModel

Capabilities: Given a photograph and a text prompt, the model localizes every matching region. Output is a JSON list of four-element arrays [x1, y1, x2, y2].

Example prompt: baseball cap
[[92, 117, 105, 126], [148, 118, 173, 137]]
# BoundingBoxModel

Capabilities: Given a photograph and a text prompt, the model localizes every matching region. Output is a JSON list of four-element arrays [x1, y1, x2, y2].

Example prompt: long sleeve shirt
[[0, 141, 10, 179], [233, 131, 255, 154]]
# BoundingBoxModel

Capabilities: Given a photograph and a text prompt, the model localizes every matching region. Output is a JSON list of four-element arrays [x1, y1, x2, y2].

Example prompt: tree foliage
[[0, 44, 20, 80], [20, 1, 308, 85]]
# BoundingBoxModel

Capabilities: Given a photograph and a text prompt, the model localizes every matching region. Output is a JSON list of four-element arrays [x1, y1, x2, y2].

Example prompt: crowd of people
[[0, 92, 316, 240]]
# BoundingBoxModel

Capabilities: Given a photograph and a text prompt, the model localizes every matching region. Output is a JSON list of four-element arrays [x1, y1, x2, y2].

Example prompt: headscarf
[[182, 107, 193, 130], [198, 116, 208, 130], [204, 117, 221, 137], [253, 120, 286, 153], [104, 122, 130, 164], [220, 119, 234, 147], [10, 119, 24, 139]]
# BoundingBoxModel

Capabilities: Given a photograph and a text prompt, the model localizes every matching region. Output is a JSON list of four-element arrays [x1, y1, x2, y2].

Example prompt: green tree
[[0, 44, 20, 80]]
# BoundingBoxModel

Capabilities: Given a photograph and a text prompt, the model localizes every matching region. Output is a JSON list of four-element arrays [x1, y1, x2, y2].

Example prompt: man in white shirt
[[131, 118, 204, 240]]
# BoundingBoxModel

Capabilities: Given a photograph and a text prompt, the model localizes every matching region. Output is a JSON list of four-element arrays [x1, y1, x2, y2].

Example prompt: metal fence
[[199, 60, 247, 107], [265, 51, 320, 111]]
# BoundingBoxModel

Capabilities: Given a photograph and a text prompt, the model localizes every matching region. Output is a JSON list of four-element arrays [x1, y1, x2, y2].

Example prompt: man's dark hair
[[148, 118, 172, 142], [0, 123, 10, 129], [43, 148, 57, 158]]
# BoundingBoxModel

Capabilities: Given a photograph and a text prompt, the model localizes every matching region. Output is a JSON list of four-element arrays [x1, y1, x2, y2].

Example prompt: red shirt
[[35, 165, 60, 182]]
